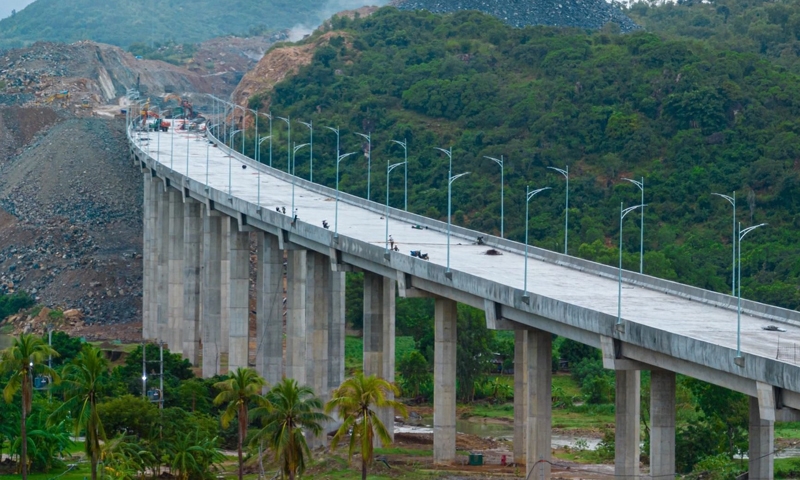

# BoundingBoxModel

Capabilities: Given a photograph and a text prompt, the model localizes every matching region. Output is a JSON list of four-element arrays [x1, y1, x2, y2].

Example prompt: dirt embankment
[[0, 108, 142, 334]]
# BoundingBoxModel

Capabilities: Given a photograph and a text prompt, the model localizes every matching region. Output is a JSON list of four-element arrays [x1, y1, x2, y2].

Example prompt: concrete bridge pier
[[142, 173, 154, 340], [182, 199, 203, 365], [220, 218, 230, 364], [328, 270, 346, 393], [363, 272, 396, 446], [434, 297, 457, 464], [526, 329, 552, 480], [156, 180, 170, 342], [514, 329, 528, 465], [228, 217, 250, 371], [201, 212, 223, 377], [650, 370, 676, 479], [749, 396, 774, 480], [255, 232, 283, 386], [306, 252, 330, 448], [615, 370, 641, 480], [168, 189, 184, 355], [286, 248, 307, 385]]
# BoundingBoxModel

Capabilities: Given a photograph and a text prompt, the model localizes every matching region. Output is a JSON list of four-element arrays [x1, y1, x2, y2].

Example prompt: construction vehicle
[[163, 94, 196, 124], [45, 90, 70, 104], [80, 98, 91, 109], [148, 119, 171, 132]]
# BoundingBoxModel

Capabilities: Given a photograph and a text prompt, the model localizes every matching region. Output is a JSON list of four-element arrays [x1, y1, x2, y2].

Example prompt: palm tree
[[0, 333, 59, 479], [250, 378, 329, 480], [50, 344, 108, 480], [326, 373, 408, 480], [169, 429, 225, 480], [213, 367, 266, 480]]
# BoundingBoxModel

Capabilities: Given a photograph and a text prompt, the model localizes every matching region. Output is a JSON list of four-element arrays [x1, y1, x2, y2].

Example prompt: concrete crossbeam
[[256, 232, 283, 386], [650, 370, 675, 479], [615, 370, 641, 480], [228, 218, 250, 371], [182, 199, 202, 365], [526, 330, 552, 480], [434, 297, 457, 464], [286, 249, 307, 384], [168, 189, 184, 354], [749, 396, 774, 480], [202, 214, 223, 377], [363, 272, 396, 446], [514, 329, 528, 464]]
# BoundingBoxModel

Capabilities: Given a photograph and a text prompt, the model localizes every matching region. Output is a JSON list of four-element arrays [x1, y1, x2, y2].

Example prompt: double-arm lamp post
[[617, 202, 646, 330], [434, 147, 469, 279], [483, 155, 505, 238], [523, 187, 551, 303], [385, 160, 406, 258]]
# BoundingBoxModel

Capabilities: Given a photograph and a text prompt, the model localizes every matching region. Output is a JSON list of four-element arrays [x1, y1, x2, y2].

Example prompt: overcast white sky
[[0, 0, 35, 20]]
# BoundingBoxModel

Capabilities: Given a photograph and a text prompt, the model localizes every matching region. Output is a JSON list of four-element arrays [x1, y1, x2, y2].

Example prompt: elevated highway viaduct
[[129, 107, 800, 480]]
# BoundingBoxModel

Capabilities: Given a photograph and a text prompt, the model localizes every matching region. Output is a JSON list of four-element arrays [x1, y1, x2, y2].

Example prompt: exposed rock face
[[392, 0, 640, 32]]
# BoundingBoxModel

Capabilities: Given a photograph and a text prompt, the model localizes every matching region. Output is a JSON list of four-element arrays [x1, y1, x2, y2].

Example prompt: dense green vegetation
[[245, 7, 800, 310], [0, 0, 323, 51]]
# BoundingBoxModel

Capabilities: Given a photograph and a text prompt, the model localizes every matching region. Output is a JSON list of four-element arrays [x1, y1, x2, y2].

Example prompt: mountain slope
[[240, 8, 800, 310], [0, 0, 389, 51]]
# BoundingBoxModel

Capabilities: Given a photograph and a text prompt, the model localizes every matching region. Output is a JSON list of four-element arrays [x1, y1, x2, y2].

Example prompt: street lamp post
[[355, 132, 372, 201], [523, 186, 551, 302], [735, 222, 767, 366], [228, 129, 243, 196], [257, 135, 271, 165], [277, 116, 291, 173], [484, 155, 505, 238], [298, 120, 314, 182], [548, 165, 569, 255], [712, 191, 736, 296], [333, 151, 356, 239], [291, 142, 310, 217], [390, 139, 409, 211], [618, 202, 646, 329], [622, 177, 645, 273], [385, 160, 406, 258], [434, 147, 469, 279], [251, 108, 259, 162]]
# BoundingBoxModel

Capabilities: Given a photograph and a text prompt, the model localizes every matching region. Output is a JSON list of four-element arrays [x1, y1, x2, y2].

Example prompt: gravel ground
[[394, 0, 639, 32], [0, 111, 142, 329]]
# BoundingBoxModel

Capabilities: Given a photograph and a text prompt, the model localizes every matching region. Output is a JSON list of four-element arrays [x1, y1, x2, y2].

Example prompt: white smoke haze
[[288, 24, 315, 42], [287, 0, 392, 41]]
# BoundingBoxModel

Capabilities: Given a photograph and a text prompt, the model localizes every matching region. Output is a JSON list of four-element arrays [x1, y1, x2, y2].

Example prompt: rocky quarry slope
[[392, 0, 639, 32]]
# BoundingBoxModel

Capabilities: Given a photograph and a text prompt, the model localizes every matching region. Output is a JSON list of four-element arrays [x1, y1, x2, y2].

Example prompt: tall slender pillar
[[202, 213, 223, 377], [228, 218, 250, 371], [182, 199, 202, 365], [156, 182, 170, 342], [526, 330, 552, 480], [363, 272, 396, 445], [328, 270, 346, 392], [650, 370, 675, 479], [285, 249, 307, 384], [749, 396, 774, 480], [514, 329, 528, 464], [256, 232, 283, 386], [615, 370, 641, 480], [168, 189, 184, 354], [305, 252, 330, 448], [220, 217, 230, 360], [434, 297, 457, 464], [142, 173, 153, 339]]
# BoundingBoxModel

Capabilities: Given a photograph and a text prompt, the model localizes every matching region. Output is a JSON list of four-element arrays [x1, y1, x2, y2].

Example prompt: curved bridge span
[[129, 104, 798, 479]]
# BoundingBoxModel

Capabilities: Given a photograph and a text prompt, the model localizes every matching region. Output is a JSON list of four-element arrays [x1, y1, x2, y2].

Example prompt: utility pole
[[159, 341, 164, 410], [141, 342, 146, 400]]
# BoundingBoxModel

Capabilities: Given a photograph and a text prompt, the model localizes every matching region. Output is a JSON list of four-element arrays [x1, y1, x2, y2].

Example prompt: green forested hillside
[[247, 8, 800, 310], [0, 0, 335, 50], [628, 0, 800, 72]]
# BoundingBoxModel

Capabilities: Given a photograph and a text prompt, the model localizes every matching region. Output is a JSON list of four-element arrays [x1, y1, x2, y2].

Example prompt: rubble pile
[[392, 0, 639, 32]]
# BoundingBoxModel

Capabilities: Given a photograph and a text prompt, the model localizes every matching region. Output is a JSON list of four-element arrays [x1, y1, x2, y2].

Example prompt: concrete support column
[[514, 329, 528, 465], [305, 252, 330, 448], [615, 370, 641, 480], [167, 189, 184, 354], [650, 370, 675, 479], [433, 297, 457, 464], [328, 270, 346, 392], [220, 217, 230, 361], [155, 182, 170, 343], [228, 218, 250, 371], [201, 213, 223, 377], [255, 232, 283, 386], [363, 272, 396, 446], [142, 173, 154, 339], [285, 249, 307, 385], [182, 199, 202, 365], [749, 396, 774, 480], [526, 330, 552, 480]]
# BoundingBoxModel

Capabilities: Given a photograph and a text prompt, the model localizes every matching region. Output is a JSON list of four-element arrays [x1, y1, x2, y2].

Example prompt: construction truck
[[148, 119, 171, 132], [45, 90, 70, 104]]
